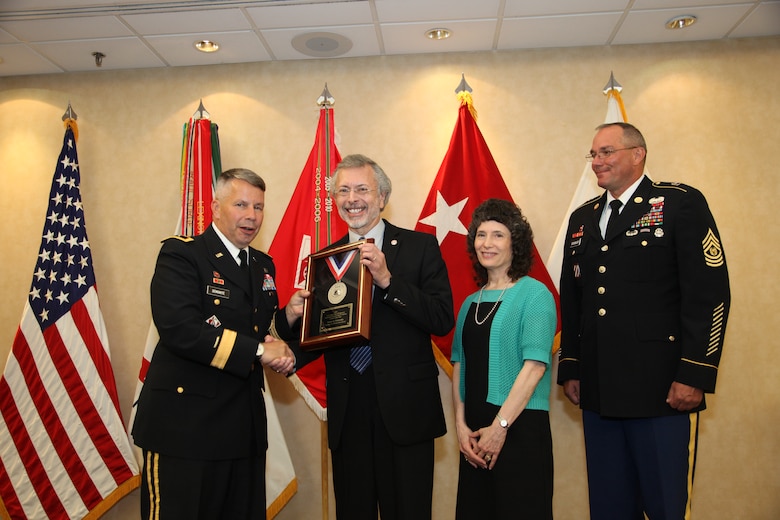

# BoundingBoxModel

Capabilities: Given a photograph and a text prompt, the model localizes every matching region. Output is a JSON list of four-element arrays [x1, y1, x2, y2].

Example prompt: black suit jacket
[[557, 177, 730, 417], [296, 220, 454, 449], [132, 225, 294, 459]]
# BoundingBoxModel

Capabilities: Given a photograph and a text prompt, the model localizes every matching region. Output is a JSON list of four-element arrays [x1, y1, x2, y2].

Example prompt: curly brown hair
[[466, 198, 534, 287]]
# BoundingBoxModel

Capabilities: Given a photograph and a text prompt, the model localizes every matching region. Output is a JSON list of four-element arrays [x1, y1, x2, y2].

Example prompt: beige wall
[[1, 36, 778, 519]]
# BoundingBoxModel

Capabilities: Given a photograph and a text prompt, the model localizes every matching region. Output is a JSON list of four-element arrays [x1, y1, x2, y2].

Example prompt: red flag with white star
[[415, 90, 560, 375]]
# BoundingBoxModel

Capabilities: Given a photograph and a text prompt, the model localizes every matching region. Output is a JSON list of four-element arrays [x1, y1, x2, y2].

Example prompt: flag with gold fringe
[[415, 77, 561, 376], [546, 73, 650, 292]]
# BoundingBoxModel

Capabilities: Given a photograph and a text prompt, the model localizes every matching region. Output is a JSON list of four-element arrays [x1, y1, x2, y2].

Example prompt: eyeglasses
[[334, 186, 376, 198], [585, 147, 637, 161]]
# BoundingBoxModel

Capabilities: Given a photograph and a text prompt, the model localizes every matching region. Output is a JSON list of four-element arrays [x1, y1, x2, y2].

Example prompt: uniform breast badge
[[262, 273, 277, 291], [633, 197, 665, 230], [206, 315, 222, 328]]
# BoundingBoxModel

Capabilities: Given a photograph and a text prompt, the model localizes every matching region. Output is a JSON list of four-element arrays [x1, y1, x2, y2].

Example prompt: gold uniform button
[[601, 245, 609, 252], [598, 266, 607, 274], [669, 335, 676, 342], [598, 308, 607, 316], [641, 240, 648, 247], [253, 325, 259, 333], [176, 386, 184, 394], [214, 299, 220, 305], [598, 287, 606, 294]]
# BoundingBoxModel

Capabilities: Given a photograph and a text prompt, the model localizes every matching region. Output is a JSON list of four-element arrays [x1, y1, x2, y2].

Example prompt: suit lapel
[[381, 220, 401, 273]]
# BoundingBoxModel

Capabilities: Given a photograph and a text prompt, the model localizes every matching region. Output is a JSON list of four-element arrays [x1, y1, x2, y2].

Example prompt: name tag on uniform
[[207, 286, 230, 299]]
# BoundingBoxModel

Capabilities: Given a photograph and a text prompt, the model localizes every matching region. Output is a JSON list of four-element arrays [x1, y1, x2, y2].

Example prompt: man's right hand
[[258, 335, 295, 375], [563, 379, 581, 405]]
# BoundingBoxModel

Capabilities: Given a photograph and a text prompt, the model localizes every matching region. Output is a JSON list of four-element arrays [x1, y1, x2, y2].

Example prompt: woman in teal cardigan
[[451, 199, 557, 519]]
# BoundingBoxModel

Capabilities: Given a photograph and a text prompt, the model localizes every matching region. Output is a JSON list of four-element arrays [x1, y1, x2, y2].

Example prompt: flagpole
[[321, 421, 329, 520], [268, 85, 347, 520], [316, 84, 335, 520]]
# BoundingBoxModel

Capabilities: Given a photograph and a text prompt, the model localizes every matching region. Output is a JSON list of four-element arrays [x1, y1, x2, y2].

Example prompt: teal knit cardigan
[[451, 276, 557, 411]]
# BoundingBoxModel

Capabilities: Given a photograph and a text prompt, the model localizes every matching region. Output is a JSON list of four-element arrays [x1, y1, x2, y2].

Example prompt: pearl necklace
[[474, 284, 509, 325]]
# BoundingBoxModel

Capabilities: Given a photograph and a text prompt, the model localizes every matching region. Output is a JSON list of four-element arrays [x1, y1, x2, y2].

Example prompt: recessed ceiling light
[[194, 40, 220, 53], [666, 15, 697, 30], [425, 28, 451, 40]]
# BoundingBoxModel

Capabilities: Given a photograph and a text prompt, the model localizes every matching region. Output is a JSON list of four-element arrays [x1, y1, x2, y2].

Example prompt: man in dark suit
[[132, 168, 298, 520], [295, 154, 454, 520], [557, 123, 730, 519]]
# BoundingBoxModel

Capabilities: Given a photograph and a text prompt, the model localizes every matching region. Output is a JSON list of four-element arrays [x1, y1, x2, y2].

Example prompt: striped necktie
[[349, 342, 372, 374], [349, 237, 372, 373]]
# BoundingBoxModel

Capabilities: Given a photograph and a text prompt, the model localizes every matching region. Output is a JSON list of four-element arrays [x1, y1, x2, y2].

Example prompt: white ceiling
[[0, 0, 778, 77]]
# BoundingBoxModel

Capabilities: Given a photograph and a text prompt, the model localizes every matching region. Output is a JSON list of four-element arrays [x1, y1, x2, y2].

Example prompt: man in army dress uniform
[[133, 168, 299, 520], [557, 123, 730, 519]]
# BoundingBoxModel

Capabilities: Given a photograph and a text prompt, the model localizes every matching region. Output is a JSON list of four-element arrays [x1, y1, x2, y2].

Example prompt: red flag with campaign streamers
[[0, 118, 139, 520], [180, 118, 218, 237], [128, 107, 297, 518], [268, 101, 345, 419], [129, 112, 221, 434], [415, 90, 561, 376]]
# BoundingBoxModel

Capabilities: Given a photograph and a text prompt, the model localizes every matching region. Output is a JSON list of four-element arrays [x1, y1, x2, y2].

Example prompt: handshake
[[257, 334, 295, 375]]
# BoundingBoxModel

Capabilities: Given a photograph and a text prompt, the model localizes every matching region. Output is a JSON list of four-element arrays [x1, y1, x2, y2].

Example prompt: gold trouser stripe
[[212, 329, 237, 369], [684, 413, 699, 520], [145, 451, 161, 520]]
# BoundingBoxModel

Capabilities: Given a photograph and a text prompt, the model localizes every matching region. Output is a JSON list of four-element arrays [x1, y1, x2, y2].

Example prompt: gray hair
[[215, 168, 266, 199], [596, 122, 647, 153], [332, 154, 392, 205]]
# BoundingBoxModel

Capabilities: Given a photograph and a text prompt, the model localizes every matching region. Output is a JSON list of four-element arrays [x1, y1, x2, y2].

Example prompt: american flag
[[0, 124, 139, 519]]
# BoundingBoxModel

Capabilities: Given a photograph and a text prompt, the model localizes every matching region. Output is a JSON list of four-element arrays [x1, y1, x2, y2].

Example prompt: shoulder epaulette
[[652, 181, 689, 193], [254, 248, 272, 261], [574, 194, 602, 211], [161, 235, 194, 243]]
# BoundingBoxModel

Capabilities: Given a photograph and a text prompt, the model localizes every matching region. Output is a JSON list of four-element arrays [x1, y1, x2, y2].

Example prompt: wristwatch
[[256, 342, 265, 359], [496, 413, 509, 429]]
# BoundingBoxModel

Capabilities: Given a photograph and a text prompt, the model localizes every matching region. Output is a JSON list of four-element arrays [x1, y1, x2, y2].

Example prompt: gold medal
[[325, 248, 358, 305], [328, 281, 347, 304]]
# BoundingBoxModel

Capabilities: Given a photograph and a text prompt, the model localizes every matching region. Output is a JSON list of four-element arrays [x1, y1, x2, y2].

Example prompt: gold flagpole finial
[[62, 102, 78, 140]]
